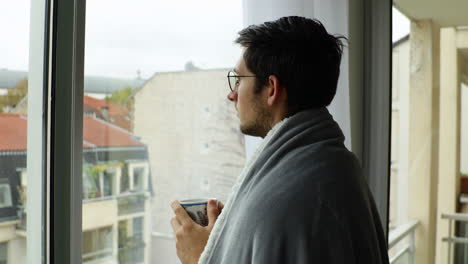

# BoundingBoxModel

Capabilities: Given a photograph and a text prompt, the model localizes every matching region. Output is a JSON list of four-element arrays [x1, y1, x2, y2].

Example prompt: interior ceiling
[[394, 0, 468, 27]]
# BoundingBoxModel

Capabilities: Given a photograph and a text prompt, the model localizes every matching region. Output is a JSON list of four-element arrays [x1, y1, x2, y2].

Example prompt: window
[[0, 1, 45, 263], [84, 1, 244, 262], [120, 164, 130, 193], [132, 167, 144, 191], [118, 217, 145, 263], [82, 226, 113, 263], [0, 184, 12, 208], [83, 166, 117, 199], [0, 242, 7, 264], [133, 217, 144, 242], [102, 170, 115, 197]]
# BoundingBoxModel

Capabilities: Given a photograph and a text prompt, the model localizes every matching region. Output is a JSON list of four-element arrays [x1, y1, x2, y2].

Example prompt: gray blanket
[[203, 107, 389, 264]]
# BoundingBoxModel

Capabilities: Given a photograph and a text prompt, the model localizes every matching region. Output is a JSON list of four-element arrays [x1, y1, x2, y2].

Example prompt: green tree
[[0, 77, 28, 112], [105, 87, 134, 111]]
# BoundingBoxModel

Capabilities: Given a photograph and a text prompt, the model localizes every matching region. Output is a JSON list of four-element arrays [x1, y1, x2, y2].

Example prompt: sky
[[0, 2, 409, 79]]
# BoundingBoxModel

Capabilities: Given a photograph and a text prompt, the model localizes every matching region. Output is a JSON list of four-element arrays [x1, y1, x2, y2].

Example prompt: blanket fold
[[198, 107, 388, 264]]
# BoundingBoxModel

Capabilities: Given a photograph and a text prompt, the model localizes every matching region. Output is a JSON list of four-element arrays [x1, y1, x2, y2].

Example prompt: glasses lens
[[228, 71, 237, 91]]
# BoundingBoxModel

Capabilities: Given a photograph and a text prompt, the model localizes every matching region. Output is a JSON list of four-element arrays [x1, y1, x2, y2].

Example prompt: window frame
[[46, 0, 86, 263], [128, 162, 148, 192], [360, 0, 392, 238], [27, 0, 50, 263]]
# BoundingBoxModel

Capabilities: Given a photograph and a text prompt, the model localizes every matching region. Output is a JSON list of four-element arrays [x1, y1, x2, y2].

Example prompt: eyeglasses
[[227, 70, 257, 92]]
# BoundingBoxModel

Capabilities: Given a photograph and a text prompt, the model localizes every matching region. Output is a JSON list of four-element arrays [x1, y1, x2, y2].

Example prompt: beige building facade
[[391, 1, 468, 263], [133, 69, 246, 263]]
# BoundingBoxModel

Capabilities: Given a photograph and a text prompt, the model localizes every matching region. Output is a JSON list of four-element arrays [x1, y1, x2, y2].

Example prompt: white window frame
[[126, 162, 149, 192], [27, 0, 50, 262]]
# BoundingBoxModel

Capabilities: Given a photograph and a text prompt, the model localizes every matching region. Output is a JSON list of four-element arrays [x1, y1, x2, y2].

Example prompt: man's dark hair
[[235, 16, 347, 115]]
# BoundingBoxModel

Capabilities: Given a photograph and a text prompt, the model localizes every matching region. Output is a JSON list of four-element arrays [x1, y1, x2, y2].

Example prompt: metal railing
[[441, 213, 468, 264], [388, 220, 419, 264], [118, 243, 145, 264], [82, 248, 113, 263], [117, 192, 147, 215]]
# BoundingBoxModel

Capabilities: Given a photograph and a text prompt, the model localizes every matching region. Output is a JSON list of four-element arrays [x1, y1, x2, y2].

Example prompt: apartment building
[[0, 113, 152, 264]]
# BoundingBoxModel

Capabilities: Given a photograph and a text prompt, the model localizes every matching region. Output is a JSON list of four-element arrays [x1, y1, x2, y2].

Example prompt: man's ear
[[266, 75, 285, 106]]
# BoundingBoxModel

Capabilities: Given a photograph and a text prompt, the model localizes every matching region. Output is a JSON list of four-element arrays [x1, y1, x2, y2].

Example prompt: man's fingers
[[207, 200, 220, 228], [171, 200, 193, 225], [218, 201, 224, 211], [170, 216, 181, 233]]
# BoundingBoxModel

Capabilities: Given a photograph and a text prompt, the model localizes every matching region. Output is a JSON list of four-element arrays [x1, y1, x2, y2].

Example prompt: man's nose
[[227, 91, 238, 102]]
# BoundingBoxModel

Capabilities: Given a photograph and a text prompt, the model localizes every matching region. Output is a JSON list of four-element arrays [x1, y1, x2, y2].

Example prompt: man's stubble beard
[[239, 95, 273, 138]]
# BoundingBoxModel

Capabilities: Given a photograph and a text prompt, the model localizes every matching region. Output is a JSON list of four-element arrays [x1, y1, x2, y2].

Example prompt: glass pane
[[83, 0, 243, 263], [133, 168, 144, 191], [0, 1, 32, 264]]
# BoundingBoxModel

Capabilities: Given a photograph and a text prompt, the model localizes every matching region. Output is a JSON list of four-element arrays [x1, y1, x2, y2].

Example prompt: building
[[133, 69, 246, 262], [0, 113, 152, 264], [390, 2, 468, 262]]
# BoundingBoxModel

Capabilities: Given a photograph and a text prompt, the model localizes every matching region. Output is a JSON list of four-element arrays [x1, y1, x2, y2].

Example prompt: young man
[[170, 16, 389, 264]]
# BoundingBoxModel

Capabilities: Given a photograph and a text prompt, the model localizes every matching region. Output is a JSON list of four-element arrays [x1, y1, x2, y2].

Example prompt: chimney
[[101, 106, 110, 121]]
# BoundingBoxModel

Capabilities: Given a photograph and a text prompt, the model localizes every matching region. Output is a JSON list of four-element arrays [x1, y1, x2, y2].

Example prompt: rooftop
[[0, 113, 143, 152]]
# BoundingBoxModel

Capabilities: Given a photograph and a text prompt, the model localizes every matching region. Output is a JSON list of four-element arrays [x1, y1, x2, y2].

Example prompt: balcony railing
[[82, 248, 113, 263], [441, 212, 468, 263], [118, 243, 145, 264], [117, 192, 147, 216], [388, 220, 419, 264]]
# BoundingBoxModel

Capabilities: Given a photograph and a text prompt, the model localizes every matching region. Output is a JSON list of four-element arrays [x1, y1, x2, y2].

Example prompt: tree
[[0, 77, 28, 112], [105, 87, 134, 111]]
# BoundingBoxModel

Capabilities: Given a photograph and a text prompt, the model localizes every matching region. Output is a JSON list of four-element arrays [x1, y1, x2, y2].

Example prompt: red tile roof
[[84, 95, 132, 131], [0, 114, 27, 151], [83, 116, 143, 148], [0, 113, 143, 152], [84, 96, 128, 116]]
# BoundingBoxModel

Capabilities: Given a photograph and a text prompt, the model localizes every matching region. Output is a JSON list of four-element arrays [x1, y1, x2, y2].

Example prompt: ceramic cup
[[179, 198, 217, 226]]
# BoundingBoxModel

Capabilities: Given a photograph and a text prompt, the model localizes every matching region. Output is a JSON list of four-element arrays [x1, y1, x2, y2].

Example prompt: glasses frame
[[227, 70, 257, 92]]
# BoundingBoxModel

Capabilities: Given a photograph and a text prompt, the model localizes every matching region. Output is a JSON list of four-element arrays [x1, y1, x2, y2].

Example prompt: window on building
[[133, 167, 144, 191], [102, 170, 114, 197], [133, 217, 144, 242], [120, 164, 130, 193], [82, 226, 113, 263], [83, 166, 101, 199], [83, 166, 117, 199], [0, 242, 7, 264], [0, 184, 12, 208]]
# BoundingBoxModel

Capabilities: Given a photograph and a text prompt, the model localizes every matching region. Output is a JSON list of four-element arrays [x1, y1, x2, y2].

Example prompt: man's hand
[[170, 200, 224, 264]]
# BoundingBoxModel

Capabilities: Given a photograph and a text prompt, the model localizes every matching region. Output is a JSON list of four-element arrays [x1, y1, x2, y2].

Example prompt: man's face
[[227, 54, 273, 138]]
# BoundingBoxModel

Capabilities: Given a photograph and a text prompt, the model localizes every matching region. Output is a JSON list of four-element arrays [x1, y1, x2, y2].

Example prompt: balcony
[[82, 248, 113, 264], [117, 192, 147, 216], [388, 220, 419, 264], [441, 212, 468, 263], [118, 239, 145, 264]]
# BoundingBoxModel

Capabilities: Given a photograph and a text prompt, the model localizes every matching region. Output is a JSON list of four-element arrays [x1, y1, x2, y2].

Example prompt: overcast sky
[[1, 2, 409, 79]]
